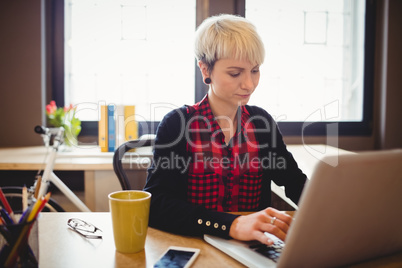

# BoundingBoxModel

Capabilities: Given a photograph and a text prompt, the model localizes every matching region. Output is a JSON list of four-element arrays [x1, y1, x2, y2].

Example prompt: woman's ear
[[198, 61, 209, 81]]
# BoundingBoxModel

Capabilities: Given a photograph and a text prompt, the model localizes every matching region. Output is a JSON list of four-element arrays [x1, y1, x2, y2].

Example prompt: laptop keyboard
[[249, 236, 284, 262]]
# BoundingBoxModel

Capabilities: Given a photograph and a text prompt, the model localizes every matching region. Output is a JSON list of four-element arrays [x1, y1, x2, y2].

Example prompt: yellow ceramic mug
[[108, 190, 151, 253]]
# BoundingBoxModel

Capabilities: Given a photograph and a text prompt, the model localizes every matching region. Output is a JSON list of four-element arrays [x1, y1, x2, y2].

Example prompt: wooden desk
[[38, 212, 402, 268], [0, 144, 350, 212], [38, 212, 244, 268]]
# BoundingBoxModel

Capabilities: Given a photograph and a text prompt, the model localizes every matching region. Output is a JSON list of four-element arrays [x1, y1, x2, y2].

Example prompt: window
[[246, 0, 365, 121], [53, 0, 375, 137], [243, 0, 374, 135], [64, 0, 196, 122]]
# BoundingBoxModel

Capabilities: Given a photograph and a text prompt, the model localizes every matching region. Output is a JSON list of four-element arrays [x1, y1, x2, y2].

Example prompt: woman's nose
[[241, 72, 255, 91]]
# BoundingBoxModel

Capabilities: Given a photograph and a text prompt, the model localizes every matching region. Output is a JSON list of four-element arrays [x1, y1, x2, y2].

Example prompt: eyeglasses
[[67, 218, 103, 239]]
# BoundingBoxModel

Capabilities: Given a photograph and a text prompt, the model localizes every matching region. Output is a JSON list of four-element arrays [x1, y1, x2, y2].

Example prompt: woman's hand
[[229, 207, 292, 245]]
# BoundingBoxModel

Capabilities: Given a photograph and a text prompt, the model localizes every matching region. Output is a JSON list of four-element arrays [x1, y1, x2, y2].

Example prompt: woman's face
[[207, 58, 260, 108]]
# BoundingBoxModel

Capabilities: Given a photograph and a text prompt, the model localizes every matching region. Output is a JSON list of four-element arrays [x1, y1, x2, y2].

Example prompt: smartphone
[[153, 246, 200, 268]]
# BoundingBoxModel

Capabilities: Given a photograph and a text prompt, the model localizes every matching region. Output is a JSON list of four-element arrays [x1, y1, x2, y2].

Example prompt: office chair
[[113, 137, 155, 190]]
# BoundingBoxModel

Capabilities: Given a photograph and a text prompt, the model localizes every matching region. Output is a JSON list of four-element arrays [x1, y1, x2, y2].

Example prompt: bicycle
[[2, 126, 91, 213]]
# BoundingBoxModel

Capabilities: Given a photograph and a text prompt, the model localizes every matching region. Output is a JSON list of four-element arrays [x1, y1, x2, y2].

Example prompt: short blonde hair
[[195, 14, 265, 73]]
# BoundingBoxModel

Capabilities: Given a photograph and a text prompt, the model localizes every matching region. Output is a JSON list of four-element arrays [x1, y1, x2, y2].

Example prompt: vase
[[46, 127, 78, 151], [64, 130, 78, 148]]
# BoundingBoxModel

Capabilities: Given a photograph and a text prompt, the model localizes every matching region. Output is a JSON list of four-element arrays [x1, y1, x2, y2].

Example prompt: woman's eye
[[230, 73, 240, 77], [252, 69, 260, 74]]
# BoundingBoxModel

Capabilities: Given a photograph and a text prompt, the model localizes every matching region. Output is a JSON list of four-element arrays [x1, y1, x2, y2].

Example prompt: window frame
[[49, 0, 375, 138]]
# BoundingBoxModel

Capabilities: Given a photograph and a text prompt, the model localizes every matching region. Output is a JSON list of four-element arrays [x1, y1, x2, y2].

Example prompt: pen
[[34, 176, 42, 199], [36, 192, 51, 218], [26, 197, 43, 223], [18, 205, 33, 224], [22, 185, 28, 212], [27, 192, 51, 223], [4, 220, 34, 267], [0, 208, 14, 225], [0, 188, 16, 223], [5, 193, 51, 267]]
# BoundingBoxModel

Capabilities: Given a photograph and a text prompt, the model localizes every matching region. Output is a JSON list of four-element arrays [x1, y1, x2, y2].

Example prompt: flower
[[46, 100, 81, 146]]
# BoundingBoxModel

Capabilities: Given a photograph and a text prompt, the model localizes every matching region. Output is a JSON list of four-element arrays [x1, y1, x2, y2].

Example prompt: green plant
[[46, 100, 81, 146]]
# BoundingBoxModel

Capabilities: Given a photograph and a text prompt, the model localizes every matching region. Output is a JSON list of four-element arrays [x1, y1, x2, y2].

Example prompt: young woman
[[144, 14, 306, 246]]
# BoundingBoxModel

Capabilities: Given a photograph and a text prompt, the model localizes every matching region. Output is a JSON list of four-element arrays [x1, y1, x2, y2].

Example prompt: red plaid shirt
[[186, 95, 262, 212]]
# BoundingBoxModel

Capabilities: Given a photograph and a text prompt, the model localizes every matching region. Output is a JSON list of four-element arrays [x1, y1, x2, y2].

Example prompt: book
[[115, 105, 125, 149], [99, 105, 108, 152], [108, 105, 115, 152], [124, 106, 138, 141]]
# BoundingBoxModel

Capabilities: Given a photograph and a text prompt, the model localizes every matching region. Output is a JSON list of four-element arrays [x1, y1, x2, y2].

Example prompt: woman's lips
[[236, 94, 251, 98]]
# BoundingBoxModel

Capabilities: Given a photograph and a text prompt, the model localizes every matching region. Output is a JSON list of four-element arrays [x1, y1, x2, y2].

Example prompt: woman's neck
[[208, 93, 239, 144], [208, 92, 238, 120]]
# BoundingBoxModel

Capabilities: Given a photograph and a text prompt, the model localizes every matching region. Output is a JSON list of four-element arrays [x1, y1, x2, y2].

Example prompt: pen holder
[[0, 218, 39, 268]]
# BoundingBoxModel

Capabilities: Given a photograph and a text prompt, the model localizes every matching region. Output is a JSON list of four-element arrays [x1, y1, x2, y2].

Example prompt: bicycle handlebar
[[34, 125, 47, 135]]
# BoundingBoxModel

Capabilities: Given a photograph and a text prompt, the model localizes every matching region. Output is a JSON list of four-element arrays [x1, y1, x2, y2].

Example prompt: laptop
[[204, 149, 402, 267]]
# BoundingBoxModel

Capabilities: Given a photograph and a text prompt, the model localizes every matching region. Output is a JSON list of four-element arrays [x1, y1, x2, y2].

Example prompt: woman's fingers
[[258, 208, 293, 242], [259, 221, 286, 242], [272, 216, 290, 233], [256, 230, 275, 245], [265, 207, 293, 226], [229, 208, 294, 245]]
